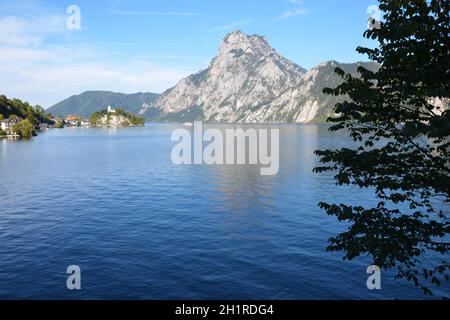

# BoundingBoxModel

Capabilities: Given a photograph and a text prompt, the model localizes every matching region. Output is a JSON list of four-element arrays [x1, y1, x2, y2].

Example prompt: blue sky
[[0, 0, 380, 107]]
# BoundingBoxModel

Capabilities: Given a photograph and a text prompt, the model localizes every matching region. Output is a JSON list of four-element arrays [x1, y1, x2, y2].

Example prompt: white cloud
[[111, 11, 200, 16], [0, 14, 66, 46], [0, 0, 67, 47], [0, 16, 41, 46], [0, 2, 199, 108], [274, 8, 309, 21], [0, 46, 196, 107], [274, 0, 309, 21]]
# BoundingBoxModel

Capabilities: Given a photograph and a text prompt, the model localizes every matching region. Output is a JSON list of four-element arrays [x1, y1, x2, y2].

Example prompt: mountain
[[141, 30, 378, 123], [47, 91, 159, 118]]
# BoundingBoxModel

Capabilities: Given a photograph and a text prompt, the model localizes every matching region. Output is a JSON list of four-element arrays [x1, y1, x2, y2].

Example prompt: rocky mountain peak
[[209, 30, 305, 81], [219, 30, 271, 54], [142, 30, 378, 123]]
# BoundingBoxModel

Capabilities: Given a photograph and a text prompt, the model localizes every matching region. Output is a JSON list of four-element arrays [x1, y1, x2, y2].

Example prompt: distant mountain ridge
[[47, 91, 159, 118], [49, 31, 379, 122], [141, 30, 379, 123]]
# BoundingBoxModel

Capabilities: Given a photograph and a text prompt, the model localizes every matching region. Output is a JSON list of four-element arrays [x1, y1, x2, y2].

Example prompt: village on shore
[[1, 100, 145, 140]]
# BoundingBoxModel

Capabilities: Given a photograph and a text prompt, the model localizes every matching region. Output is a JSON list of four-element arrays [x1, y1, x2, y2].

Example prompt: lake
[[0, 124, 447, 299]]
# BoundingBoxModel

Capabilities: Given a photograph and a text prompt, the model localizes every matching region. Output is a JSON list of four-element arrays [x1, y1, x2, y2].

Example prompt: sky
[[0, 0, 380, 108]]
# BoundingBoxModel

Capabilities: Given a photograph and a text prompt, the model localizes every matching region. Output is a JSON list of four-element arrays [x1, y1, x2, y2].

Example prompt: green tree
[[0, 95, 54, 126], [0, 114, 4, 121], [13, 119, 34, 139], [315, 0, 449, 295], [88, 108, 144, 127], [89, 112, 101, 126]]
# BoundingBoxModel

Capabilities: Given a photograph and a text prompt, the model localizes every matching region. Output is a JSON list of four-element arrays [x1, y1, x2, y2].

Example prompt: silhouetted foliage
[[0, 95, 54, 126], [315, 0, 449, 295]]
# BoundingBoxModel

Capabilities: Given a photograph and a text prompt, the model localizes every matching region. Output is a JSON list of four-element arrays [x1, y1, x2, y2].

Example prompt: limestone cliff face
[[97, 114, 129, 127], [141, 30, 378, 123]]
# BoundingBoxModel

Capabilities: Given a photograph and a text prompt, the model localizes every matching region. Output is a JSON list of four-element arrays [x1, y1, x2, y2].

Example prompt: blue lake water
[[0, 124, 448, 299]]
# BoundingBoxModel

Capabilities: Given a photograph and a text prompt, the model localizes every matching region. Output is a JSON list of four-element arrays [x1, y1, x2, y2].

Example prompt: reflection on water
[[0, 124, 447, 299]]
